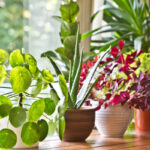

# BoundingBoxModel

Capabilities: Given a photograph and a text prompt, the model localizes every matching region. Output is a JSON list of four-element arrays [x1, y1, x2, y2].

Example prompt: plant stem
[[19, 93, 23, 107]]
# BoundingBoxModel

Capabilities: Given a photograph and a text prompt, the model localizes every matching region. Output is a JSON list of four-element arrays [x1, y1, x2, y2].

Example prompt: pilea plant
[[0, 49, 56, 149], [41, 0, 80, 80]]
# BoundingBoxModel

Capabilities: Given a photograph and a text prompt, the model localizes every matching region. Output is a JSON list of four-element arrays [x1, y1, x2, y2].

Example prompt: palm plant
[[87, 0, 150, 53]]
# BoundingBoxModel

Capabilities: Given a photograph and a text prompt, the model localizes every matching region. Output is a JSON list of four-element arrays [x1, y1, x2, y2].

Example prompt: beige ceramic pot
[[0, 117, 38, 149], [63, 106, 96, 142], [91, 101, 133, 138]]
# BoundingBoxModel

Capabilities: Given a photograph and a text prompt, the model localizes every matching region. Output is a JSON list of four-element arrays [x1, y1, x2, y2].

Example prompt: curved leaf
[[0, 129, 17, 149], [42, 69, 54, 83], [29, 99, 45, 122], [37, 119, 48, 141], [21, 122, 39, 146], [10, 66, 32, 93], [9, 49, 24, 67], [0, 49, 9, 65], [0, 95, 12, 118], [9, 107, 26, 128], [44, 98, 56, 115]]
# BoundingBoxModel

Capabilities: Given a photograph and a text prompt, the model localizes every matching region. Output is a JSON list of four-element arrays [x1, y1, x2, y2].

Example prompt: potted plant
[[0, 49, 56, 149], [80, 41, 142, 137], [85, 0, 150, 53], [129, 53, 150, 136], [46, 28, 111, 142]]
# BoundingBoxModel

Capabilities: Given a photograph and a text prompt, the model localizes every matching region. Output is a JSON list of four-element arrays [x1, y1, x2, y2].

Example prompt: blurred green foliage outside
[[0, 0, 23, 52]]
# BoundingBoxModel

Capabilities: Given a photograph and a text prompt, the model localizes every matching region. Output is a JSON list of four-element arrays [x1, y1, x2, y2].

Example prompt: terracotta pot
[[135, 109, 150, 135], [91, 101, 133, 138], [63, 107, 95, 142]]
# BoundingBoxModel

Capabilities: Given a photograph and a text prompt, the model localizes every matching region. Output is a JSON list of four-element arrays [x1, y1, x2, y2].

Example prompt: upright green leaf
[[9, 107, 26, 128], [10, 66, 32, 93], [9, 49, 24, 67], [21, 122, 39, 146], [60, 1, 79, 23], [29, 99, 45, 122], [76, 50, 109, 107], [0, 129, 17, 149], [59, 75, 68, 100], [0, 49, 9, 65], [58, 117, 65, 140], [0, 65, 7, 86], [71, 27, 80, 79], [70, 51, 83, 103]]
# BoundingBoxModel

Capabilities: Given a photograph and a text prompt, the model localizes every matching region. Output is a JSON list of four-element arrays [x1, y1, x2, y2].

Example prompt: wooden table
[[15, 130, 150, 150]]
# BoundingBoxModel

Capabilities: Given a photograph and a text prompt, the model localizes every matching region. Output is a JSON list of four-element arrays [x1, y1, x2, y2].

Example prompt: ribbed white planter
[[0, 117, 38, 149], [91, 100, 133, 138]]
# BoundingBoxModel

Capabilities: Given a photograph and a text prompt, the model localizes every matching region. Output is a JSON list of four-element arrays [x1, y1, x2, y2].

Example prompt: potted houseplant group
[[0, 49, 56, 149], [1, 0, 150, 149]]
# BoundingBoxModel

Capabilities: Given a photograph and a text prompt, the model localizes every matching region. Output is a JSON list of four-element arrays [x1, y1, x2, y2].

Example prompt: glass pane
[[0, 0, 23, 52], [24, 0, 61, 69]]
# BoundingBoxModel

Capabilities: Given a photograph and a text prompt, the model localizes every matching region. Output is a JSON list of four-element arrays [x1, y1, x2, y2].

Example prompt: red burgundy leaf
[[119, 40, 125, 50], [111, 46, 119, 58]]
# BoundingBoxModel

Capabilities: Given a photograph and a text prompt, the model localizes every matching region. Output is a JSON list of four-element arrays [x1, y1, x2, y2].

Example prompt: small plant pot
[[135, 109, 150, 136], [0, 117, 38, 149], [91, 101, 133, 138], [63, 106, 95, 142]]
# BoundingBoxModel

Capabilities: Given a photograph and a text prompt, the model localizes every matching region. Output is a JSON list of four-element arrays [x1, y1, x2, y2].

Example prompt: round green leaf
[[25, 54, 37, 74], [42, 69, 54, 83], [0, 129, 17, 149], [10, 66, 32, 93], [0, 49, 9, 65], [50, 89, 59, 104], [44, 98, 55, 115], [0, 65, 7, 86], [21, 122, 39, 146], [29, 77, 42, 97], [9, 107, 26, 128], [37, 119, 48, 141], [29, 99, 45, 122], [0, 95, 12, 118], [9, 49, 24, 67]]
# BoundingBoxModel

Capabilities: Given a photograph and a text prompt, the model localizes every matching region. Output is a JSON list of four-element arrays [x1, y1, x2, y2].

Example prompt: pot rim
[[67, 106, 96, 112]]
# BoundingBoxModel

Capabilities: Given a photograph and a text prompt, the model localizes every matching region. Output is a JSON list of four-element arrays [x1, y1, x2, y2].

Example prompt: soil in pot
[[135, 109, 150, 136], [63, 107, 95, 142]]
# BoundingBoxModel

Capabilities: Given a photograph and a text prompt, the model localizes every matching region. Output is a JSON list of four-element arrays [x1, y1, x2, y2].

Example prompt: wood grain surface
[[13, 129, 150, 150]]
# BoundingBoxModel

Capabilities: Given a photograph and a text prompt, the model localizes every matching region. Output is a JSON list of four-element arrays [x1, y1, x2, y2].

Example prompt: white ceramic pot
[[0, 117, 38, 149], [91, 100, 133, 138]]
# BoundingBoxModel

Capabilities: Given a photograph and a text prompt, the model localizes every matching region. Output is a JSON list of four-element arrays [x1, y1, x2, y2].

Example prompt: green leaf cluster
[[87, 0, 150, 53], [0, 49, 57, 148], [41, 1, 80, 80]]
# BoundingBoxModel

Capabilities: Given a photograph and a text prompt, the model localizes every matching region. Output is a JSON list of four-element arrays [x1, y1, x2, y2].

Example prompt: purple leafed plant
[[129, 72, 150, 110]]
